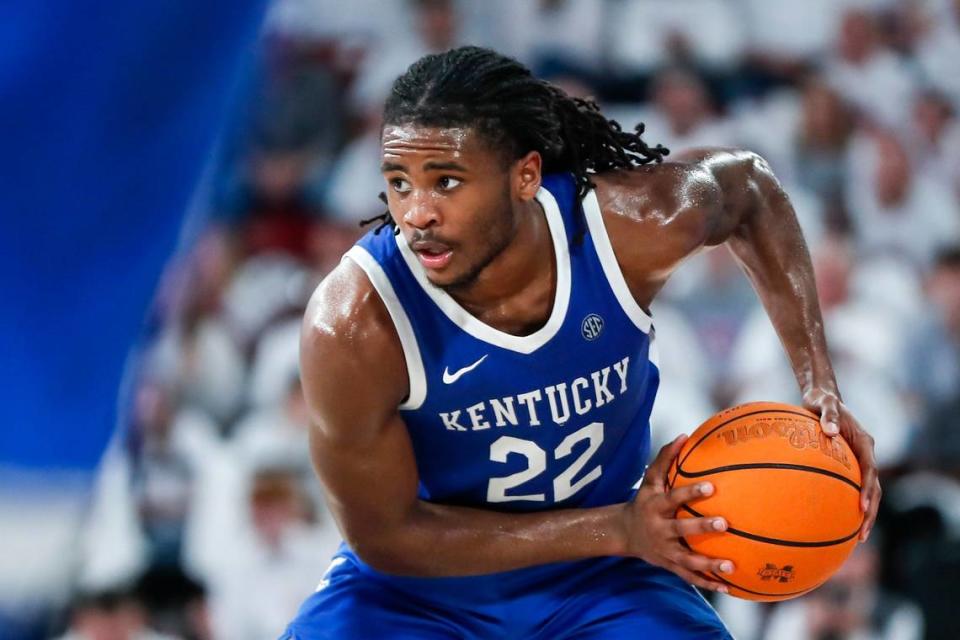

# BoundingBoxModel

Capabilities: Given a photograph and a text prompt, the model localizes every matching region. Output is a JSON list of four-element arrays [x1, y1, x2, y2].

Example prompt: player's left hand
[[802, 388, 881, 543]]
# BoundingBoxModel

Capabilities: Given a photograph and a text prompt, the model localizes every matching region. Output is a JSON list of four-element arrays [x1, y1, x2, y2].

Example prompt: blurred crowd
[[53, 0, 960, 639]]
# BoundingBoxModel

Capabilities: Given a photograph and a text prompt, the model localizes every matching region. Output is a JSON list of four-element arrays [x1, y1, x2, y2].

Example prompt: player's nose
[[403, 193, 441, 230]]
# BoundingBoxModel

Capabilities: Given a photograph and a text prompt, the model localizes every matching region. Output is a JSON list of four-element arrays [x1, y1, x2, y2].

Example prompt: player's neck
[[448, 199, 556, 335]]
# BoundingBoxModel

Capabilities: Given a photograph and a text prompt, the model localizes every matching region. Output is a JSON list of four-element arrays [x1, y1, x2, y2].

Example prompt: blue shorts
[[281, 551, 731, 639]]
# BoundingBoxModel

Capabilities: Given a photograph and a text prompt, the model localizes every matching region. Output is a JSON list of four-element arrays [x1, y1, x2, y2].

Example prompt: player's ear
[[514, 150, 542, 201]]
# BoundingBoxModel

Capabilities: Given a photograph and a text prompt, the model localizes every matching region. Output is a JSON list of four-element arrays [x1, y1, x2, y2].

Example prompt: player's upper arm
[[669, 147, 775, 246], [299, 258, 420, 561], [592, 149, 770, 304]]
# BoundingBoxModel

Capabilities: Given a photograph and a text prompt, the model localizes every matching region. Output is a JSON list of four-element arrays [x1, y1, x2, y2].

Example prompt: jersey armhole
[[343, 246, 427, 410], [582, 190, 654, 334]]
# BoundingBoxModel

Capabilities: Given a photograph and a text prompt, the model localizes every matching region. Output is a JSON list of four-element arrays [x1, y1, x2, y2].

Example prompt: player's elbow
[[346, 537, 421, 576], [343, 535, 391, 572], [707, 148, 775, 184], [741, 151, 777, 186], [721, 151, 785, 226], [341, 522, 423, 576]]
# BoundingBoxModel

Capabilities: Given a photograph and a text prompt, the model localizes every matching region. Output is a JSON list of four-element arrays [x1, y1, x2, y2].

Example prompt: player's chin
[[428, 261, 477, 290], [424, 266, 463, 289]]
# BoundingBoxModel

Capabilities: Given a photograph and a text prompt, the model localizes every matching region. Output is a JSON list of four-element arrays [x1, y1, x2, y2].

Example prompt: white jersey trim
[[344, 246, 427, 411], [648, 325, 660, 367], [582, 190, 653, 334], [394, 185, 571, 354]]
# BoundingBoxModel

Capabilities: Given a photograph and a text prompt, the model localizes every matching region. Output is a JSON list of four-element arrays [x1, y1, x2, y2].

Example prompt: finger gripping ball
[[667, 402, 863, 602]]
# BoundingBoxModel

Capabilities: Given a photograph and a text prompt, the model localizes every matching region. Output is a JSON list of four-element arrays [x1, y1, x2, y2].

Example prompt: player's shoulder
[[591, 161, 723, 226], [590, 161, 723, 251], [301, 257, 405, 382]]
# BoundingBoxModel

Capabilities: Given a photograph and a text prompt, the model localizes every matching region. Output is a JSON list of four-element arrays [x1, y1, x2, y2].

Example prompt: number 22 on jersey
[[487, 422, 603, 503]]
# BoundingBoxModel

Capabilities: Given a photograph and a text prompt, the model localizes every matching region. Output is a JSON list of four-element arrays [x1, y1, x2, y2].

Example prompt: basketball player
[[283, 47, 880, 639]]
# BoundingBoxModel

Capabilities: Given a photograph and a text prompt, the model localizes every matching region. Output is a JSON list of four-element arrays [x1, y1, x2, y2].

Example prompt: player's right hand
[[622, 434, 735, 594]]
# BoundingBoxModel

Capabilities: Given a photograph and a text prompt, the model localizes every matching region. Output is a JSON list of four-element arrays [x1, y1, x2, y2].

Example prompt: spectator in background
[[208, 467, 338, 640], [762, 542, 923, 640], [207, 45, 361, 280], [901, 362, 960, 640], [608, 0, 744, 78], [616, 67, 734, 153], [245, 318, 302, 412], [219, 251, 311, 354], [262, 0, 405, 64], [880, 0, 932, 58], [236, 58, 343, 261], [915, 0, 960, 105], [669, 248, 757, 406], [826, 8, 917, 129], [904, 247, 960, 415], [133, 569, 211, 640], [845, 130, 960, 269], [815, 233, 856, 316], [232, 373, 311, 472], [150, 229, 246, 428], [646, 301, 717, 451], [736, 0, 849, 95], [127, 379, 219, 569], [350, 0, 463, 116], [730, 75, 844, 233], [54, 589, 178, 640], [794, 76, 855, 204], [908, 89, 960, 197], [728, 231, 914, 467], [321, 93, 387, 225], [481, 0, 605, 82]]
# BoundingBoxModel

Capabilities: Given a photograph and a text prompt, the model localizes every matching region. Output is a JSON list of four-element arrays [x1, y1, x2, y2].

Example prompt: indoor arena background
[[4, 1, 960, 639]]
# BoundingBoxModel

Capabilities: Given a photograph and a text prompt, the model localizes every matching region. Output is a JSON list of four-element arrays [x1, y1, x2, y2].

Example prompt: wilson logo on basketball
[[757, 563, 795, 583], [715, 419, 852, 469]]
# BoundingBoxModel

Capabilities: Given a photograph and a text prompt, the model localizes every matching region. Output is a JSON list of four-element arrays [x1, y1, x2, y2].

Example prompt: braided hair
[[362, 46, 668, 240]]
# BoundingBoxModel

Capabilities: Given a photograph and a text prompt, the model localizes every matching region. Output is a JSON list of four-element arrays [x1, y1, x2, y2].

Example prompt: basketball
[[667, 402, 863, 602]]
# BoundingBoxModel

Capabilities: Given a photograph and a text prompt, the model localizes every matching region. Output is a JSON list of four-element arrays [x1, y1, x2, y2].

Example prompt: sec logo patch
[[581, 313, 604, 340]]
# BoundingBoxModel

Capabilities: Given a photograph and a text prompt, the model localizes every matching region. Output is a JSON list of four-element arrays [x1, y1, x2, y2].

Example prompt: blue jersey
[[346, 173, 660, 511], [285, 174, 732, 639]]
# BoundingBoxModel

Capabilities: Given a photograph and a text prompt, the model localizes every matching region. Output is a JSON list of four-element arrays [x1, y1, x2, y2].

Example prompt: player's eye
[[390, 178, 411, 194], [438, 176, 462, 191]]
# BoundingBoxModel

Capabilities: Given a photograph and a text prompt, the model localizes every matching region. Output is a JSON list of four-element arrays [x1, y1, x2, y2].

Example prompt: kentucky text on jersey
[[440, 356, 630, 431]]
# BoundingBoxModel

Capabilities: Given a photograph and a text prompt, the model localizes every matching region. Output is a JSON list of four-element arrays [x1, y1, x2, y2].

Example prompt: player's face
[[380, 124, 537, 290]]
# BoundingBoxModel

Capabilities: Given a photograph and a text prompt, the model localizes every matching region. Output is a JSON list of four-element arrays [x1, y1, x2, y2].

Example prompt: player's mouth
[[412, 240, 453, 270]]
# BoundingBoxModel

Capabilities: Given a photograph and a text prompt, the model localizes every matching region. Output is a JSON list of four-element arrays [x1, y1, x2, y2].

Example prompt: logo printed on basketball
[[581, 314, 604, 340], [757, 563, 795, 583], [715, 417, 852, 469]]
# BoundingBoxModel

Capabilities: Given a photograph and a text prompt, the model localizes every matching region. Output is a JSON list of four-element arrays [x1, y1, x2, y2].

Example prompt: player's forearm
[[724, 157, 838, 395], [347, 500, 628, 577]]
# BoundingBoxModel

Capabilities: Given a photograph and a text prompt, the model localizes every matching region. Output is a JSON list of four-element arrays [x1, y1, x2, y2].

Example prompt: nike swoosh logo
[[442, 355, 488, 384]]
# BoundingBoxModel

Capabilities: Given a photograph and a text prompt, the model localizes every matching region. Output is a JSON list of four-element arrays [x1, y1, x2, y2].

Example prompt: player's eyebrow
[[423, 160, 468, 172], [380, 161, 407, 173]]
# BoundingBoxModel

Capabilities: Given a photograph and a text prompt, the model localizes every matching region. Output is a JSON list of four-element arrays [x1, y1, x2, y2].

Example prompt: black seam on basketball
[[677, 407, 819, 471], [676, 462, 861, 492], [681, 505, 861, 547], [708, 571, 819, 598]]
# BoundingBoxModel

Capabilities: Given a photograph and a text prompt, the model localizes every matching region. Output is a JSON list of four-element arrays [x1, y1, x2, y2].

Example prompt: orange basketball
[[667, 401, 863, 602]]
